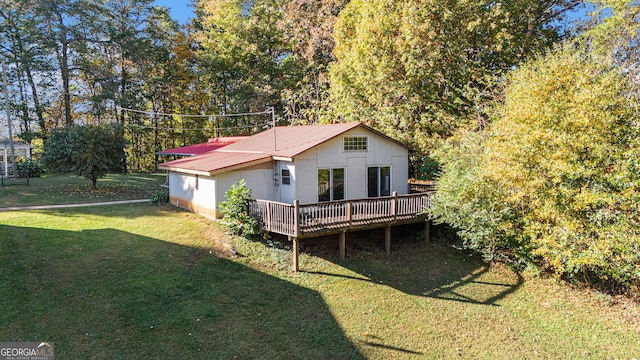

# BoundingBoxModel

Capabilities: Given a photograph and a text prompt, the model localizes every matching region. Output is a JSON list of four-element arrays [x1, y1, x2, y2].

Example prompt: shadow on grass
[[0, 225, 364, 359], [300, 224, 524, 307]]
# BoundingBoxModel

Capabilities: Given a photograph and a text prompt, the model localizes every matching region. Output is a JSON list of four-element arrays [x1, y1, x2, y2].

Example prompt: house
[[158, 122, 410, 219]]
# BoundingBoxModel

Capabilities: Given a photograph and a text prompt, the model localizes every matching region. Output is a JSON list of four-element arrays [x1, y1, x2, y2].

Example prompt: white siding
[[168, 171, 217, 219], [294, 127, 409, 204], [216, 162, 275, 213], [295, 158, 319, 204]]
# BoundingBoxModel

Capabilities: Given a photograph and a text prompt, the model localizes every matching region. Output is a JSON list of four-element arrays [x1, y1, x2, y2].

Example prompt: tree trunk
[[54, 9, 73, 127]]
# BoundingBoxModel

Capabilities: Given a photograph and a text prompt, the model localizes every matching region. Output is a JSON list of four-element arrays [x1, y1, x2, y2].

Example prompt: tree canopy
[[430, 1, 640, 292], [329, 0, 581, 156], [43, 123, 126, 189]]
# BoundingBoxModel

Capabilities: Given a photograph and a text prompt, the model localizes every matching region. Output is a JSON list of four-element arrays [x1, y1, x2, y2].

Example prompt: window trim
[[318, 167, 346, 202], [281, 168, 291, 185], [343, 135, 368, 152], [367, 165, 391, 197]]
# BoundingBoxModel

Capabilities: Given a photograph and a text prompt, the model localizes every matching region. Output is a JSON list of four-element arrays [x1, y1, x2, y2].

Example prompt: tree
[[43, 123, 126, 189], [0, 0, 53, 140], [431, 1, 640, 291], [329, 0, 581, 157], [193, 0, 293, 116], [277, 0, 347, 124], [38, 0, 103, 126]]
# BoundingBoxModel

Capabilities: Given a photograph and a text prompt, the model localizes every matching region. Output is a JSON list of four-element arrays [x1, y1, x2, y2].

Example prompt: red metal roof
[[159, 151, 272, 175], [158, 122, 404, 175], [157, 136, 248, 156]]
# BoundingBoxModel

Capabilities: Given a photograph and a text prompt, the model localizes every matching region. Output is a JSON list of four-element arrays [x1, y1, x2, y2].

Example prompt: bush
[[219, 179, 259, 237], [16, 159, 44, 178], [150, 187, 169, 205]]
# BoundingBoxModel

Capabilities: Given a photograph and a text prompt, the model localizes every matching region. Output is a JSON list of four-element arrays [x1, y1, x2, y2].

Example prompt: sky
[[153, 0, 194, 24]]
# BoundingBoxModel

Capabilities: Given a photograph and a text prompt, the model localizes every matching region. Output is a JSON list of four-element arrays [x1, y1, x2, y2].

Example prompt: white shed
[[158, 122, 409, 219]]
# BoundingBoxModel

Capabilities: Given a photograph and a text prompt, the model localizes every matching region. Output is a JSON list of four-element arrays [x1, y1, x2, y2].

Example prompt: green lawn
[[1, 203, 639, 359], [0, 173, 166, 207]]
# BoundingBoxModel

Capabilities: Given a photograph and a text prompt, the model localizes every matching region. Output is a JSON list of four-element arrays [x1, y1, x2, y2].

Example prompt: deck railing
[[249, 192, 433, 238]]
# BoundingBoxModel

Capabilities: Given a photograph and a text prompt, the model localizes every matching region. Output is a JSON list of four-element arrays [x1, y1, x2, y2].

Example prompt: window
[[318, 168, 345, 202], [343, 136, 368, 151], [281, 168, 291, 185], [367, 166, 391, 197]]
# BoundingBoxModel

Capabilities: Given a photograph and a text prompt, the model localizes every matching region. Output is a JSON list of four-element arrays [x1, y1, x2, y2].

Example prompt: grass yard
[[1, 203, 639, 359], [0, 173, 166, 207]]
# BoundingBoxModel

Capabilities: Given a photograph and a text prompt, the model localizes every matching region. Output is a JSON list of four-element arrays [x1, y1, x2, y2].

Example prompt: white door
[[278, 162, 296, 204]]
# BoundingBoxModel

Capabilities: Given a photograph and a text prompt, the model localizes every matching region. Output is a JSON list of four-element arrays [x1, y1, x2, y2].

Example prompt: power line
[[118, 106, 272, 119], [127, 123, 270, 132]]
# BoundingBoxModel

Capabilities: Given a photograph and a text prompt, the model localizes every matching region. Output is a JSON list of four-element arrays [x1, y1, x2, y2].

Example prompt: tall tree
[[193, 0, 292, 117], [430, 1, 640, 292], [0, 0, 52, 140], [277, 0, 347, 123], [329, 0, 581, 156], [38, 0, 102, 126]]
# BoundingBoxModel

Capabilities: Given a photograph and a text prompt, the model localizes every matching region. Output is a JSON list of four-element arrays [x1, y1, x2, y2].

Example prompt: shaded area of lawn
[[2, 205, 640, 359], [0, 223, 363, 359], [0, 173, 165, 207], [250, 225, 640, 359]]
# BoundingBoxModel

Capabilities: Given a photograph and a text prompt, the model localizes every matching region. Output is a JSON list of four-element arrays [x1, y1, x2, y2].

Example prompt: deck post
[[385, 225, 391, 256], [291, 236, 299, 272], [293, 200, 300, 238], [425, 219, 430, 242], [339, 231, 346, 259], [392, 192, 398, 220], [266, 201, 272, 232], [346, 201, 352, 225]]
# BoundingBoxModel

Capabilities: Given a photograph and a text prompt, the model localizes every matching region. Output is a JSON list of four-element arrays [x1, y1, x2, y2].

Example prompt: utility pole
[[1, 56, 16, 180]]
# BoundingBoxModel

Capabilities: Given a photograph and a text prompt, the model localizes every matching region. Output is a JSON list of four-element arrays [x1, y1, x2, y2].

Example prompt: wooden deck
[[249, 192, 433, 271], [250, 192, 432, 239]]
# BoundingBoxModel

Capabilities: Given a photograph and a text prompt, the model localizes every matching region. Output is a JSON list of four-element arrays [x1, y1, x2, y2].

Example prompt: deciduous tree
[[44, 123, 126, 189], [330, 0, 580, 156]]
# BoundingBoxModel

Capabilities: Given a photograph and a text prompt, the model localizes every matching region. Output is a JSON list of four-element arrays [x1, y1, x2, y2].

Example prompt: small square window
[[344, 136, 368, 151], [281, 169, 291, 185]]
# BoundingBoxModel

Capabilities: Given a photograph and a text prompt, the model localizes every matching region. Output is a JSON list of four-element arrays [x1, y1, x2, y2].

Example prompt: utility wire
[[127, 123, 270, 132], [118, 106, 272, 119]]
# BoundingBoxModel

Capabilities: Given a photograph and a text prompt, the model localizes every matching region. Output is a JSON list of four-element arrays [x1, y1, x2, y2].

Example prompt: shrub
[[150, 187, 169, 205], [16, 159, 44, 178], [219, 179, 259, 237]]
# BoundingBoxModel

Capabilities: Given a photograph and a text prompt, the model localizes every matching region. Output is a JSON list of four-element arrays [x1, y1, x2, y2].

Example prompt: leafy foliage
[[150, 186, 169, 205], [329, 0, 580, 155], [486, 45, 640, 288], [432, 37, 640, 292], [16, 158, 44, 178], [429, 131, 517, 263], [219, 179, 259, 237], [43, 123, 126, 189]]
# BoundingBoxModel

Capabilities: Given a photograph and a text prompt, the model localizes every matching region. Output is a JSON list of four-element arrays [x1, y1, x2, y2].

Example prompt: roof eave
[[159, 156, 273, 176], [157, 165, 210, 176], [207, 157, 273, 176]]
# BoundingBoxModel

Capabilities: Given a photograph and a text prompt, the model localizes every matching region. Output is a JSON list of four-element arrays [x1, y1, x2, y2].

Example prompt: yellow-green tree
[[485, 46, 640, 286], [431, 1, 640, 291], [329, 0, 581, 156]]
